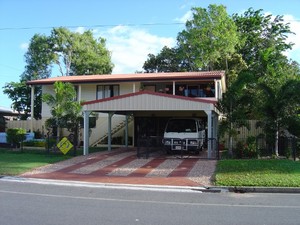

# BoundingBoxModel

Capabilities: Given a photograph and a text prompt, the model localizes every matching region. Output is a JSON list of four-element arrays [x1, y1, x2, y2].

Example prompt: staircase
[[91, 115, 133, 147]]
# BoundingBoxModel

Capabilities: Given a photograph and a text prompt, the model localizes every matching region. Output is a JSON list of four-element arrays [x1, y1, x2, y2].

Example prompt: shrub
[[233, 136, 258, 159], [6, 128, 27, 148], [23, 140, 46, 148]]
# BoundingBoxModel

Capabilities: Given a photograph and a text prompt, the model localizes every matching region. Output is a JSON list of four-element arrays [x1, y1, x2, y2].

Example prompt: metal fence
[[220, 136, 300, 160]]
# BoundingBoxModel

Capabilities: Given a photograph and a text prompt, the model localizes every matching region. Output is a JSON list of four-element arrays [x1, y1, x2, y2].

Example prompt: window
[[97, 85, 119, 99]]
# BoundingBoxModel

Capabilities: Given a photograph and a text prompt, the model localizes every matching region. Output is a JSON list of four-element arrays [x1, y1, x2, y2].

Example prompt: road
[[1, 178, 300, 225]]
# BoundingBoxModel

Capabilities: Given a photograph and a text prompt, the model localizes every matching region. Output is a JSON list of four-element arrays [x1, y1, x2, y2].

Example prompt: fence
[[221, 136, 300, 160]]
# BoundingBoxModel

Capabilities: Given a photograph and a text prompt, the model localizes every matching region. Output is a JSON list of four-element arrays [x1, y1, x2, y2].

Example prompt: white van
[[162, 118, 206, 154]]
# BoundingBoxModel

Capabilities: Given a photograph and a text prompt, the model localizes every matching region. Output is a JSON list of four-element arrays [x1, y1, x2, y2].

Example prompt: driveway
[[21, 148, 217, 187]]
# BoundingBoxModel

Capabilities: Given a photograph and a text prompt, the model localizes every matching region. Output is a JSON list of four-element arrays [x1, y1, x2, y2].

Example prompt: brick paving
[[21, 148, 217, 187]]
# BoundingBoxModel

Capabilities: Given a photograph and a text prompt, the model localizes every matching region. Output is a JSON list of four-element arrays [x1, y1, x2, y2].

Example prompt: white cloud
[[175, 10, 192, 23], [283, 14, 300, 63], [266, 13, 300, 63], [95, 26, 176, 74], [74, 26, 86, 34], [20, 42, 29, 50]]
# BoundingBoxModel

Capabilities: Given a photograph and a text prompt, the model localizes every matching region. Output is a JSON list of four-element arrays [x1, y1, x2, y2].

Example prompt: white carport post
[[30, 85, 35, 132], [125, 114, 129, 148], [108, 112, 114, 151], [172, 81, 175, 95], [213, 113, 218, 156], [83, 111, 90, 155], [205, 110, 212, 158]]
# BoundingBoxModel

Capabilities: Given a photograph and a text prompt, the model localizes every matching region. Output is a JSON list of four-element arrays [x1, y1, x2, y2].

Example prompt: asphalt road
[[1, 178, 300, 225]]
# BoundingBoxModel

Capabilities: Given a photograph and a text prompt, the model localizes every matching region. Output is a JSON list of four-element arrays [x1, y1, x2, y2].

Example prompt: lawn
[[0, 146, 110, 176], [215, 159, 300, 187], [0, 149, 71, 176]]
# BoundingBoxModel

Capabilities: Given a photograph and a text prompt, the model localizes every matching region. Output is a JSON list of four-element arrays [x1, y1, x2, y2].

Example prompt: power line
[[1, 18, 300, 31], [0, 22, 185, 31]]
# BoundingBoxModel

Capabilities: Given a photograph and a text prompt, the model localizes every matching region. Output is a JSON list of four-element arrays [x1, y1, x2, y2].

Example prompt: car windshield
[[165, 119, 197, 133]]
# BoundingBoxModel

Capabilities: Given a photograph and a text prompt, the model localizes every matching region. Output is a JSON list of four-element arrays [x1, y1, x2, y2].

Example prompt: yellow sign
[[57, 137, 73, 155]]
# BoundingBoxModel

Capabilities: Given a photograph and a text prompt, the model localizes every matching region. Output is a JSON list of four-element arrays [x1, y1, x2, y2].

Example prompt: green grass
[[215, 159, 300, 187], [0, 146, 113, 176], [0, 149, 71, 176]]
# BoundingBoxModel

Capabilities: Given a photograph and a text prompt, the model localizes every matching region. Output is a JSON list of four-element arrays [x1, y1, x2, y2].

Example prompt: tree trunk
[[275, 124, 279, 156]]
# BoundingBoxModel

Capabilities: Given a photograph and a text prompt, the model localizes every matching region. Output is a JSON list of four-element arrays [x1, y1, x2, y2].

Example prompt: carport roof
[[27, 71, 225, 85], [82, 90, 217, 112]]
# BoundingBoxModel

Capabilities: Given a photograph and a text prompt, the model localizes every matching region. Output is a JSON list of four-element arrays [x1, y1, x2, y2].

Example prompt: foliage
[[43, 81, 82, 128], [177, 5, 239, 71], [255, 76, 300, 155], [6, 128, 27, 148], [49, 27, 113, 75], [216, 71, 255, 156], [3, 27, 113, 119], [215, 159, 300, 187], [233, 136, 257, 159], [233, 8, 294, 75], [43, 81, 82, 153], [23, 140, 46, 148], [143, 4, 239, 73], [143, 46, 186, 73], [3, 81, 32, 119]]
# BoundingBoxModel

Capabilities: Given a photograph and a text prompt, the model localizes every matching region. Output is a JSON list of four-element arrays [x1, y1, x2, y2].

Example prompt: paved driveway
[[22, 148, 217, 187]]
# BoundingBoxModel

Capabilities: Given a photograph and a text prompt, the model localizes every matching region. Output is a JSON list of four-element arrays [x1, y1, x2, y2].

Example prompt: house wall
[[42, 85, 54, 118], [41, 82, 141, 118], [80, 84, 97, 102]]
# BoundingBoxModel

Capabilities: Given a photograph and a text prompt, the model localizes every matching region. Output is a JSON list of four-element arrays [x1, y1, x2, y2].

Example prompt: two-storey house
[[27, 71, 225, 158]]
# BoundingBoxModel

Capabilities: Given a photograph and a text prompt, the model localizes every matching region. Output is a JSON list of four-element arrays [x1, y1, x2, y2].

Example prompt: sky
[[1, 0, 300, 109]]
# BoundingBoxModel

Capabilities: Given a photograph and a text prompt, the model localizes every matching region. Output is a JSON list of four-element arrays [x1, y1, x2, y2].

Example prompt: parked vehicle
[[162, 118, 205, 154]]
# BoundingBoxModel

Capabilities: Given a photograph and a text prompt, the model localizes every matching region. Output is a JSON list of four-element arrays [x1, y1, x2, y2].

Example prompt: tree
[[216, 71, 255, 156], [233, 8, 294, 76], [49, 27, 113, 75], [177, 4, 239, 71], [253, 50, 300, 156], [3, 27, 113, 119], [143, 46, 187, 73], [42, 81, 82, 151], [226, 8, 298, 156]]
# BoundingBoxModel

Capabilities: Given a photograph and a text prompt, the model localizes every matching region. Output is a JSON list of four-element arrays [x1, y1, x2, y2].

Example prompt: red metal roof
[[26, 71, 225, 85]]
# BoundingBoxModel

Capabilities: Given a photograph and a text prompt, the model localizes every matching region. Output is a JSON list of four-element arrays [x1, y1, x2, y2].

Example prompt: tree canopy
[[3, 27, 113, 119]]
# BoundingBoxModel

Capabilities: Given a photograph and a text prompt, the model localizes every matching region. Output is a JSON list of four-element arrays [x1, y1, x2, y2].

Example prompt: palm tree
[[256, 79, 300, 156], [42, 81, 82, 149]]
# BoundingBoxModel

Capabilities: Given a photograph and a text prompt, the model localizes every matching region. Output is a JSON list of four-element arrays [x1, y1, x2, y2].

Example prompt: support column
[[78, 85, 82, 102], [213, 113, 219, 158], [172, 81, 175, 95], [83, 111, 90, 155], [30, 85, 35, 132], [205, 110, 212, 158], [108, 112, 114, 151], [125, 114, 129, 148], [214, 79, 217, 99]]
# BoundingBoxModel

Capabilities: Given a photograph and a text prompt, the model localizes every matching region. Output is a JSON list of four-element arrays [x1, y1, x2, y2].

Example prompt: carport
[[82, 90, 219, 159]]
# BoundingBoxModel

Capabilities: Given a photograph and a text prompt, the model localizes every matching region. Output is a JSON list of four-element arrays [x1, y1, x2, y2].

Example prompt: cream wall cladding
[[80, 84, 97, 102], [41, 85, 55, 118]]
